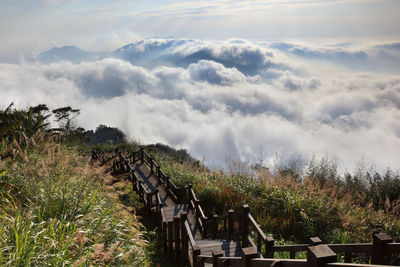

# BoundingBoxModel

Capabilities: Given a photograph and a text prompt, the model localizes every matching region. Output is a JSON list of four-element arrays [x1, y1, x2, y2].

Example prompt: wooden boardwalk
[[133, 163, 241, 253], [100, 149, 400, 267]]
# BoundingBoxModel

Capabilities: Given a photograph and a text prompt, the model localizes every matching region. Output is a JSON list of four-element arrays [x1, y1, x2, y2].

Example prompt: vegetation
[[142, 144, 400, 245], [2, 102, 400, 264], [86, 125, 126, 145], [0, 104, 153, 266]]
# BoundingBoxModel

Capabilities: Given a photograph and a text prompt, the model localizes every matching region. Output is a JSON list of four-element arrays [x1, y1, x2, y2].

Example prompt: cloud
[[39, 38, 291, 77], [188, 60, 246, 85], [2, 38, 400, 172], [270, 42, 400, 73], [40, 0, 80, 6]]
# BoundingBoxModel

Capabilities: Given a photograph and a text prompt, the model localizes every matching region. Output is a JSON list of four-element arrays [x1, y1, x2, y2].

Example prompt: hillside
[[134, 144, 400, 245], [2, 104, 400, 265], [94, 143, 400, 265], [0, 139, 152, 265]]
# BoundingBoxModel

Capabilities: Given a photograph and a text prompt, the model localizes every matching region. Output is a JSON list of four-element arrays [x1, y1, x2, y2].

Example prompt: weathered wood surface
[[196, 239, 243, 257], [134, 163, 202, 240], [95, 151, 400, 267]]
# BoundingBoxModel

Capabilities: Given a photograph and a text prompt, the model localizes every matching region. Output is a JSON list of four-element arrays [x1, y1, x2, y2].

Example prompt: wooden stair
[[93, 148, 400, 267]]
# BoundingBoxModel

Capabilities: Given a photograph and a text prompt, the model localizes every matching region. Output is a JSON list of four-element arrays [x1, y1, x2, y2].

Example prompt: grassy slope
[[146, 145, 400, 245], [0, 139, 152, 266]]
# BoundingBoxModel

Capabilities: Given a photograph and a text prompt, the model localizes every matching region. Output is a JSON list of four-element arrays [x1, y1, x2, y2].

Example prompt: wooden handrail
[[248, 214, 267, 242], [185, 220, 197, 248], [329, 243, 372, 254], [197, 204, 207, 221], [94, 150, 400, 267]]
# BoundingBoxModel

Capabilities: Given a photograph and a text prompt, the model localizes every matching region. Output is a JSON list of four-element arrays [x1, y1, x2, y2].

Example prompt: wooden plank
[[196, 239, 243, 257], [133, 163, 202, 241]]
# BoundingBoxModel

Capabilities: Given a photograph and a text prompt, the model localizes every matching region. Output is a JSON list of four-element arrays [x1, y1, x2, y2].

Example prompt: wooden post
[[304, 237, 322, 259], [213, 214, 218, 239], [180, 186, 186, 205], [136, 178, 140, 193], [155, 189, 160, 214], [212, 249, 223, 267], [195, 199, 201, 217], [168, 220, 173, 256], [371, 232, 392, 264], [163, 221, 168, 256], [241, 205, 250, 247], [125, 159, 129, 173], [166, 176, 170, 194], [147, 192, 152, 211], [157, 165, 161, 180], [241, 247, 258, 267], [187, 184, 193, 206], [290, 250, 295, 259], [181, 212, 188, 265], [174, 216, 181, 262], [257, 232, 261, 252], [139, 182, 144, 199], [140, 148, 144, 164], [264, 236, 275, 258], [228, 209, 234, 240], [150, 158, 154, 174], [307, 245, 336, 267], [309, 237, 322, 246], [193, 245, 201, 267], [344, 252, 352, 263], [202, 210, 208, 238]]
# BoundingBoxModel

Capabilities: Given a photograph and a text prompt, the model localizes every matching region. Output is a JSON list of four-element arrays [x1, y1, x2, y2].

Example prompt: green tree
[[0, 103, 50, 144], [52, 106, 80, 134]]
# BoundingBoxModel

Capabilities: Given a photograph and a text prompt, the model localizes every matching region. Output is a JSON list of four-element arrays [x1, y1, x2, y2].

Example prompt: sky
[[1, 0, 400, 173], [1, 0, 400, 61]]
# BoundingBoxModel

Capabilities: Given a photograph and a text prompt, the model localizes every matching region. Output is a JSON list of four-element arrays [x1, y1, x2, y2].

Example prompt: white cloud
[[1, 38, 400, 172]]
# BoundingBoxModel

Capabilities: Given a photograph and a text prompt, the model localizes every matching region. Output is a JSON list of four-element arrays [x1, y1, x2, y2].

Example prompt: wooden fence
[[92, 148, 400, 267]]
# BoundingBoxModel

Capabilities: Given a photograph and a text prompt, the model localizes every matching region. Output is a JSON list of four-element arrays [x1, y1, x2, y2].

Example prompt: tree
[[52, 107, 80, 134]]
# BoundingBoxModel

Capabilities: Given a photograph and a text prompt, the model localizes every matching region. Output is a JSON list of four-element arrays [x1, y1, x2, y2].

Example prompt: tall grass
[[0, 139, 152, 266], [89, 141, 400, 245], [152, 149, 400, 244]]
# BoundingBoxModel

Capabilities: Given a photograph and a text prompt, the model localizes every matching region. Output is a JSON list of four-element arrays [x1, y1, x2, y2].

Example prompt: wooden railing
[[92, 149, 400, 267], [187, 184, 210, 236]]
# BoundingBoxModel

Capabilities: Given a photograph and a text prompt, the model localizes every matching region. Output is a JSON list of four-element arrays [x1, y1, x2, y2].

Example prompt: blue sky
[[1, 0, 399, 61]]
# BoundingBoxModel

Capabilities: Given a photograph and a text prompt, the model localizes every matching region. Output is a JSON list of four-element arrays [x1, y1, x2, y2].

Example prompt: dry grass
[[0, 138, 152, 266]]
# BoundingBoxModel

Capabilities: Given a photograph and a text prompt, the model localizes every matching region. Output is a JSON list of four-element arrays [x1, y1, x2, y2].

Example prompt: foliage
[[52, 106, 80, 134], [0, 139, 152, 266], [0, 103, 50, 150], [147, 146, 400, 244], [86, 124, 126, 145]]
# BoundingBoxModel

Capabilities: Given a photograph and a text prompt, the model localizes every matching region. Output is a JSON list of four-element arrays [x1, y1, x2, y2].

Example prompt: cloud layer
[[1, 38, 400, 172]]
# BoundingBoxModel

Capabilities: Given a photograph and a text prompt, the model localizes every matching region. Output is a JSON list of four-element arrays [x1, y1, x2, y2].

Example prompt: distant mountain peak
[[37, 45, 108, 63]]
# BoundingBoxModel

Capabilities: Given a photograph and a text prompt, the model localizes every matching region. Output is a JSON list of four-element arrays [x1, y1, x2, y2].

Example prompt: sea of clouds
[[1, 38, 400, 172]]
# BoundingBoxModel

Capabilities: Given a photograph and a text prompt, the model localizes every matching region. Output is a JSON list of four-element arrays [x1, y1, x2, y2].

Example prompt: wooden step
[[162, 205, 202, 240], [196, 239, 243, 257], [133, 163, 202, 240]]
